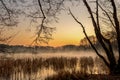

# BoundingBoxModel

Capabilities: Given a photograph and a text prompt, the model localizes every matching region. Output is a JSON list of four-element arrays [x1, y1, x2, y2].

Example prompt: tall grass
[[0, 56, 108, 80], [45, 71, 120, 80]]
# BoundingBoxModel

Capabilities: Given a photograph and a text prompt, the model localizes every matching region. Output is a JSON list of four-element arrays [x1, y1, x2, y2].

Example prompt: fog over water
[[0, 51, 98, 59]]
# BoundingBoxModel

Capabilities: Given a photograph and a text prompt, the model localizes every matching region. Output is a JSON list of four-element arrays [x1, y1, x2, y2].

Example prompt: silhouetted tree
[[69, 0, 120, 74], [0, 0, 65, 44], [0, 0, 65, 52], [0, 0, 22, 45], [1, 0, 120, 75], [80, 35, 97, 46]]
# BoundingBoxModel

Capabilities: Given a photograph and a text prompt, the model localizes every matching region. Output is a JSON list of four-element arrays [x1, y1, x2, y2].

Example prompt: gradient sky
[[3, 1, 95, 47]]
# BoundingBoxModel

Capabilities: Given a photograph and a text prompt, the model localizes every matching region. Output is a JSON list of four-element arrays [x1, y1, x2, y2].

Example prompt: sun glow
[[4, 2, 95, 47]]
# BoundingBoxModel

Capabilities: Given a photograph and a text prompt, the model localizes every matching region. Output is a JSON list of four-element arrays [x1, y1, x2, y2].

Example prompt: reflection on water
[[0, 51, 108, 80]]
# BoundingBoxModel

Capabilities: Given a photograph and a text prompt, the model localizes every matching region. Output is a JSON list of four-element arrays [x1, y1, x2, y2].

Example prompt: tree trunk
[[71, 0, 120, 75], [111, 64, 120, 75], [83, 0, 119, 75]]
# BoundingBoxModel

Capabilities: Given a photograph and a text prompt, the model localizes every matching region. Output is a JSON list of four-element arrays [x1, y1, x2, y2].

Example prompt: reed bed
[[45, 71, 120, 80], [0, 56, 107, 80]]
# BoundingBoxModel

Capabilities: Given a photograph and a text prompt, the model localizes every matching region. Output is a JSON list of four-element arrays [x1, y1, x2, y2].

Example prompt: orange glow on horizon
[[3, 4, 95, 47], [9, 34, 82, 47]]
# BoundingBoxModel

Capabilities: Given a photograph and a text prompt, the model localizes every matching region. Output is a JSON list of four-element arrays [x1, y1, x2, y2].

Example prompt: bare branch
[[98, 2, 115, 28], [31, 0, 56, 45], [83, 0, 117, 68], [0, 0, 11, 19], [69, 9, 109, 68], [96, 0, 100, 31], [110, 0, 120, 64]]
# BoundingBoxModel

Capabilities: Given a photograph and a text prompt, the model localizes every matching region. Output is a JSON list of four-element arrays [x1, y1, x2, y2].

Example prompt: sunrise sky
[[0, 2, 98, 47], [3, 1, 95, 47], [3, 0, 120, 47]]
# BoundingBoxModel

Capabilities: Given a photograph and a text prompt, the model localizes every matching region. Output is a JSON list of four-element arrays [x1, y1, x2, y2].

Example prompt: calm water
[[0, 51, 108, 80]]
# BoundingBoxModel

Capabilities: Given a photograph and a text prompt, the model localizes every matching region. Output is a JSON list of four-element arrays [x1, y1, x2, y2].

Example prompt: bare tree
[[69, 0, 120, 74], [0, 0, 65, 52], [29, 0, 65, 45], [1, 0, 120, 75], [80, 35, 97, 46]]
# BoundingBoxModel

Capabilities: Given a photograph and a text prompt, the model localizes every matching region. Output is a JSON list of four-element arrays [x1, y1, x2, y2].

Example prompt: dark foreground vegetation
[[46, 71, 120, 80], [0, 55, 117, 80]]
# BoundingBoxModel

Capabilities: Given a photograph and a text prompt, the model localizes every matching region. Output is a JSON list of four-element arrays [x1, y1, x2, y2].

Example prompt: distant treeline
[[0, 42, 118, 53]]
